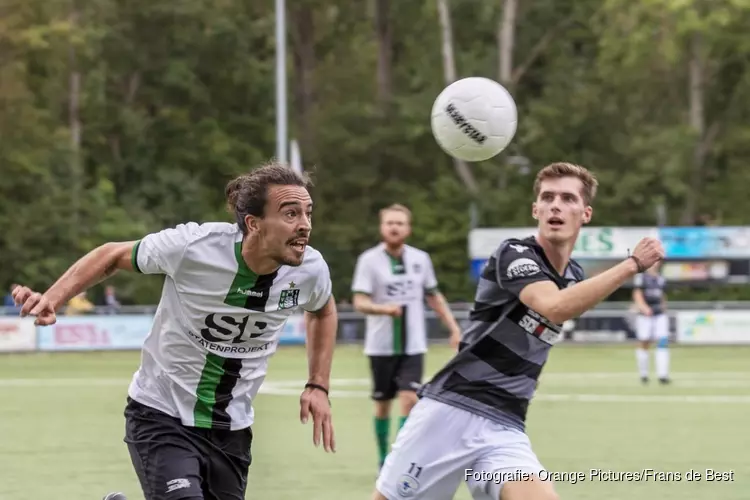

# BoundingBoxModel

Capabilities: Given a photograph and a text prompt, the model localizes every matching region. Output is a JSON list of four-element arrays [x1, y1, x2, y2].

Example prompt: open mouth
[[548, 217, 564, 227], [289, 239, 307, 252]]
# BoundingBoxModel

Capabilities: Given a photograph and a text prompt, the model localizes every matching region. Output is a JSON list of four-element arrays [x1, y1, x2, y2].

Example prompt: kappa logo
[[278, 285, 300, 310], [509, 244, 528, 253], [507, 258, 541, 279], [397, 474, 420, 497]]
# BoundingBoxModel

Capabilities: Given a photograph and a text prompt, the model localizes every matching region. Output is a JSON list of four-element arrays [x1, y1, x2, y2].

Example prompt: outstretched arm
[[44, 242, 136, 310], [14, 241, 136, 323]]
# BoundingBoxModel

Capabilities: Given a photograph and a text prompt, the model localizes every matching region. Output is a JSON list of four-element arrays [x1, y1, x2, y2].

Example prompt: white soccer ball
[[430, 77, 518, 162]]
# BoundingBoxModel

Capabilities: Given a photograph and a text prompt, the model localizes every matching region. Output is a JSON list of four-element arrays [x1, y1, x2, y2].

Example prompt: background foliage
[[2, 0, 750, 303]]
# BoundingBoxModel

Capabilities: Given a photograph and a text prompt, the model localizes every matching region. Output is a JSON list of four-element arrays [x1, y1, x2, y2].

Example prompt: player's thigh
[[202, 427, 253, 500], [369, 355, 399, 400], [376, 398, 481, 499], [465, 425, 554, 500], [395, 353, 424, 393], [635, 315, 654, 342], [124, 398, 204, 500], [653, 313, 669, 341]]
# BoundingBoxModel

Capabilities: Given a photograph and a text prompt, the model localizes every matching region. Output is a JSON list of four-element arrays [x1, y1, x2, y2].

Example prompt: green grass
[[1, 344, 749, 499]]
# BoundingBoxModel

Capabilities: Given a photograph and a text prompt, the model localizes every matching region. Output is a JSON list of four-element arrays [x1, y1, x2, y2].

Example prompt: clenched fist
[[630, 238, 665, 272]]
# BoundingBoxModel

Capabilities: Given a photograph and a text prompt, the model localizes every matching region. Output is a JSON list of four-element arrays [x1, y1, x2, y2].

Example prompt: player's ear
[[582, 206, 592, 224], [532, 202, 538, 220], [244, 214, 260, 234]]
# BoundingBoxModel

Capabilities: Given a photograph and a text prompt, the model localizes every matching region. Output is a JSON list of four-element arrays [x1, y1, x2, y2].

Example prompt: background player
[[632, 261, 670, 384], [351, 203, 462, 470], [13, 162, 337, 500], [372, 162, 664, 500]]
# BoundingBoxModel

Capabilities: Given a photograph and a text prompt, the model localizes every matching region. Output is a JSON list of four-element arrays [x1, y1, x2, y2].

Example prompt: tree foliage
[[2, 0, 750, 303]]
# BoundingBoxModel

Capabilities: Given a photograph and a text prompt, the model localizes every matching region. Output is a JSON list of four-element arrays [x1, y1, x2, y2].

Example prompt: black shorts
[[368, 354, 424, 401], [124, 398, 252, 500]]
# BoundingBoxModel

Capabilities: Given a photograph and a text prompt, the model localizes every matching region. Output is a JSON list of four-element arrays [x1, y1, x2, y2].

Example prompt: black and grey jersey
[[417, 236, 584, 431]]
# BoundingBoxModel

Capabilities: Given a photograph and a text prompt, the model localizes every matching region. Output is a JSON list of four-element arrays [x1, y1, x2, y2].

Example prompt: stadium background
[[2, 0, 750, 499]]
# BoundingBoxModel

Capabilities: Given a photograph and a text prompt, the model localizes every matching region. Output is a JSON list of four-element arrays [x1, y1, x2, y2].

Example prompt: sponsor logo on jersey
[[236, 287, 264, 298], [506, 258, 541, 279], [509, 244, 528, 253], [517, 308, 562, 345], [278, 287, 300, 309], [189, 314, 273, 354]]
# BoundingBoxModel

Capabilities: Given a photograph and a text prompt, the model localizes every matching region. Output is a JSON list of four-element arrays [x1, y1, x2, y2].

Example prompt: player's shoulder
[[404, 244, 432, 261], [355, 244, 385, 262], [495, 236, 541, 262], [159, 221, 239, 244]]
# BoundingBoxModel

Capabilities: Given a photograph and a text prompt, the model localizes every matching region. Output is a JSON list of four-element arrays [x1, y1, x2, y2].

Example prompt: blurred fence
[[1, 302, 750, 353]]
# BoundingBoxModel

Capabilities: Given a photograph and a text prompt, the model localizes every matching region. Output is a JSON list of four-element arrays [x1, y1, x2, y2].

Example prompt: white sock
[[656, 347, 670, 379], [636, 348, 649, 378]]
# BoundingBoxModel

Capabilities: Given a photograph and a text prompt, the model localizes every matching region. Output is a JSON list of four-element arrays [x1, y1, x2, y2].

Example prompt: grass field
[[1, 343, 749, 499]]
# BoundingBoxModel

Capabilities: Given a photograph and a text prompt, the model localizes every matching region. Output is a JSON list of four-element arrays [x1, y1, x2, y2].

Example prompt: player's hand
[[383, 304, 402, 317], [12, 285, 57, 326], [630, 238, 665, 272], [448, 327, 461, 351], [640, 307, 653, 316], [299, 385, 336, 453]]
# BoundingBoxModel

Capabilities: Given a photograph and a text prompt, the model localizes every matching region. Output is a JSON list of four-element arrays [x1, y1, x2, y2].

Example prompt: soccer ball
[[430, 77, 518, 162]]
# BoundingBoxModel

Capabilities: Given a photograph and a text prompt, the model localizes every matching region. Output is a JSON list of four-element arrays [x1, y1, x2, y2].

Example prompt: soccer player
[[352, 203, 462, 470], [632, 261, 670, 384], [12, 162, 337, 500], [372, 163, 664, 500]]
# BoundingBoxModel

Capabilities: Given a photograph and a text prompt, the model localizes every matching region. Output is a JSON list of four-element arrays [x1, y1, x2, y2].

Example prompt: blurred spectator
[[65, 292, 95, 316], [102, 285, 121, 314]]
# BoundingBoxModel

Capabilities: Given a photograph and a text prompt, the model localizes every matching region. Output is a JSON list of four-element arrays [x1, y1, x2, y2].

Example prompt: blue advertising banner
[[657, 227, 750, 259]]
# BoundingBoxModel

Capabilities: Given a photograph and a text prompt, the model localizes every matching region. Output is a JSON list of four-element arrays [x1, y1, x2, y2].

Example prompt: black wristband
[[304, 383, 329, 396]]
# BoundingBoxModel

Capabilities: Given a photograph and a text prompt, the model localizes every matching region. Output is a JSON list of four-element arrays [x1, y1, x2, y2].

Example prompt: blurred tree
[[2, 0, 750, 302]]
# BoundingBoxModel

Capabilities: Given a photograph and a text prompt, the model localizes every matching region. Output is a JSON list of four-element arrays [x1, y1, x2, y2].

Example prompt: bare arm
[[352, 293, 399, 316], [304, 296, 338, 390], [426, 292, 461, 333], [632, 288, 651, 315], [44, 241, 137, 310], [519, 258, 640, 325]]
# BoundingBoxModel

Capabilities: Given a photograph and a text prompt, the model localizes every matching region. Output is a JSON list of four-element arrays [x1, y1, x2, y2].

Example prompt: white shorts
[[375, 397, 546, 500], [635, 314, 669, 342]]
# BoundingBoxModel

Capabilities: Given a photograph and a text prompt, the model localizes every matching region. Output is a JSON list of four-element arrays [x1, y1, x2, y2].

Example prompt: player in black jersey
[[632, 261, 670, 384]]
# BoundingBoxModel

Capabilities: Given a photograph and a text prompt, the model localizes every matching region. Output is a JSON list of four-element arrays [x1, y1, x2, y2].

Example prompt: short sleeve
[[303, 259, 333, 313], [131, 223, 196, 277], [495, 242, 550, 297], [633, 273, 644, 289], [351, 254, 374, 295], [423, 254, 439, 295]]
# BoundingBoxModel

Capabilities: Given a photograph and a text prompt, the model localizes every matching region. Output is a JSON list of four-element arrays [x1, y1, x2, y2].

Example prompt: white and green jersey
[[127, 222, 331, 431], [352, 243, 438, 356]]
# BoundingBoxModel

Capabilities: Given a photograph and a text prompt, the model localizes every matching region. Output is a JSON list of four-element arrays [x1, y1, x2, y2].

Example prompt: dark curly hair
[[226, 160, 313, 234]]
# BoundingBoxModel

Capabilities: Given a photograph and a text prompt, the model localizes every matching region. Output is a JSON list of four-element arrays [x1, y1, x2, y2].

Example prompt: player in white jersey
[[12, 162, 338, 500], [352, 204, 462, 470]]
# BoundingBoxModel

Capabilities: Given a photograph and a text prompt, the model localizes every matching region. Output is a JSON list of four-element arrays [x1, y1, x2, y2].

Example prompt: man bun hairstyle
[[226, 160, 313, 234]]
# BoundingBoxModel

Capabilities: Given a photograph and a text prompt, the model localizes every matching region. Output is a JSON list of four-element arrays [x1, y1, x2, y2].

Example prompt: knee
[[370, 491, 387, 500]]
